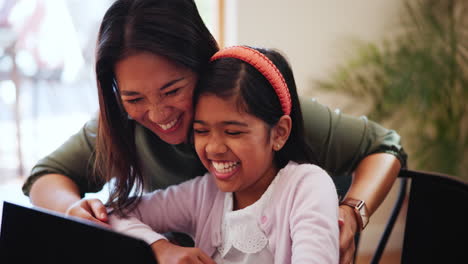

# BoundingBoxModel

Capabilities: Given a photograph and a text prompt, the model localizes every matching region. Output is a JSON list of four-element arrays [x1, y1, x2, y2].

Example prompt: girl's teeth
[[212, 161, 239, 173], [158, 118, 178, 130]]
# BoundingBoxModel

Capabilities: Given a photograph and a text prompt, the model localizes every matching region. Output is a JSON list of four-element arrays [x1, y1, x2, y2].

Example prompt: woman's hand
[[338, 205, 359, 264], [65, 198, 110, 227], [151, 239, 216, 264]]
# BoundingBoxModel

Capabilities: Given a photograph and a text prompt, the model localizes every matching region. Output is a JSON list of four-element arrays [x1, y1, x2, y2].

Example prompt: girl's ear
[[272, 115, 292, 151]]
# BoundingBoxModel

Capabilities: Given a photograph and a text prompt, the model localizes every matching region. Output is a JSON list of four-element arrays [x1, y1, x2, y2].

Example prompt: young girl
[[109, 46, 339, 264]]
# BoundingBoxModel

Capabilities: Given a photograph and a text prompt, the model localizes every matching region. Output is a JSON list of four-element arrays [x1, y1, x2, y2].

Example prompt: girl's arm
[[290, 167, 340, 264], [109, 175, 217, 264], [108, 175, 210, 244]]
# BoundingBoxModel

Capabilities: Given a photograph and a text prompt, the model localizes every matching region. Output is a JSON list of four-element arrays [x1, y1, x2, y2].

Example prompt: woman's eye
[[125, 98, 142, 104], [165, 88, 180, 97]]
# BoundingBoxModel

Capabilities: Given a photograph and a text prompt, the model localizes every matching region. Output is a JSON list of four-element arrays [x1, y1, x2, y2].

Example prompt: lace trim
[[217, 172, 282, 256]]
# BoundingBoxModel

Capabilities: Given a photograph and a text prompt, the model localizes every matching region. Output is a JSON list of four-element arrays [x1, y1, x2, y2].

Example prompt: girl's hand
[[338, 205, 359, 264], [151, 239, 216, 264], [65, 198, 110, 227]]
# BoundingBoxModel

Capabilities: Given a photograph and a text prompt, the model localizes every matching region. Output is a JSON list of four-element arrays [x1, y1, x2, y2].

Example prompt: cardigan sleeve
[[108, 174, 213, 245], [289, 164, 340, 264]]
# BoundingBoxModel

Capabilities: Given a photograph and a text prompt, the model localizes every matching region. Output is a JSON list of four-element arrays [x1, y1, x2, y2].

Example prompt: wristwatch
[[340, 198, 369, 232]]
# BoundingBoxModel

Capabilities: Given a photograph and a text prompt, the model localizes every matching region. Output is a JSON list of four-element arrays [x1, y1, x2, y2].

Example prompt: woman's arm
[[300, 97, 407, 263], [28, 173, 109, 225], [345, 153, 401, 216], [23, 118, 109, 223], [28, 173, 81, 211], [300, 97, 406, 176], [338, 153, 401, 264], [23, 118, 101, 198]]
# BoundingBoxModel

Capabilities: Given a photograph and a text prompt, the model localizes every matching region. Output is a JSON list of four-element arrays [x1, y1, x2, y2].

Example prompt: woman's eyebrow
[[159, 77, 185, 91], [120, 90, 140, 96], [120, 77, 185, 96]]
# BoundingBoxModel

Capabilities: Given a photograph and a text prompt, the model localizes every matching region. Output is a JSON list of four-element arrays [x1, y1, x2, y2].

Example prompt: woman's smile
[[115, 52, 197, 144], [152, 113, 183, 133]]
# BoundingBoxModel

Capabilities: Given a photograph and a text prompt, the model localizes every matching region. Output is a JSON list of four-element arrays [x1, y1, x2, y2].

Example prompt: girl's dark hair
[[195, 47, 317, 168], [94, 0, 218, 214]]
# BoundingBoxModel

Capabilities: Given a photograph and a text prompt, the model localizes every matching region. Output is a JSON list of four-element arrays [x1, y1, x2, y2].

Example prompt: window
[[0, 0, 220, 205]]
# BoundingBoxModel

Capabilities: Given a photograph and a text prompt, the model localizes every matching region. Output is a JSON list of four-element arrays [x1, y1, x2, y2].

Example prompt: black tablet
[[0, 201, 157, 264]]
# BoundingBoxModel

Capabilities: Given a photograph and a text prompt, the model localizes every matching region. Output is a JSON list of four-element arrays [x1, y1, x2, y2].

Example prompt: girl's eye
[[125, 98, 142, 104], [225, 131, 242, 136], [164, 88, 180, 97], [194, 129, 208, 134]]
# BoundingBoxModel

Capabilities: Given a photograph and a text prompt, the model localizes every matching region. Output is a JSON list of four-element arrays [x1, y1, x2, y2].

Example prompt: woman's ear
[[272, 115, 292, 151]]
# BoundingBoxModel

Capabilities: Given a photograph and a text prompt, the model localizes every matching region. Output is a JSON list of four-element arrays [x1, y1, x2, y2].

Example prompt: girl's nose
[[205, 136, 228, 155]]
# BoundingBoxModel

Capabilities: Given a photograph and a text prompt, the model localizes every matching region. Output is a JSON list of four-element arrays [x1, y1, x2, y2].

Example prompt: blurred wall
[[225, 0, 402, 109]]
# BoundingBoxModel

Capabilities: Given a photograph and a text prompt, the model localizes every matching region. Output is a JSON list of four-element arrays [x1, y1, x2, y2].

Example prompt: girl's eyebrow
[[120, 77, 185, 96], [222, 121, 248, 127], [193, 120, 248, 127]]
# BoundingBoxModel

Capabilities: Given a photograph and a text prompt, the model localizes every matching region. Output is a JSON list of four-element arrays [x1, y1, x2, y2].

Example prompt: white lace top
[[212, 174, 280, 264]]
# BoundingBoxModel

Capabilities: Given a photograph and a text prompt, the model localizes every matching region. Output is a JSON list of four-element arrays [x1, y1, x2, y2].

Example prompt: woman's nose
[[148, 105, 171, 123]]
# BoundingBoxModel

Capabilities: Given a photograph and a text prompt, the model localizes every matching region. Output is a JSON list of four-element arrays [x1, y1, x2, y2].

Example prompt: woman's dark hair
[[195, 47, 317, 168], [94, 0, 218, 214]]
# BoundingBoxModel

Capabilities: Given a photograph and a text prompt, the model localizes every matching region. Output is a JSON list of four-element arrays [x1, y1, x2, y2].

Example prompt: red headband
[[210, 46, 292, 115]]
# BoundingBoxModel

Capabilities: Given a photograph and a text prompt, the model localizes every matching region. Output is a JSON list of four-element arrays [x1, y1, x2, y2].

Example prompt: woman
[[22, 0, 406, 263]]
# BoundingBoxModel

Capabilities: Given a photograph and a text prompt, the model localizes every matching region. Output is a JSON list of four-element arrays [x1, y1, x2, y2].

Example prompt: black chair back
[[371, 169, 468, 264]]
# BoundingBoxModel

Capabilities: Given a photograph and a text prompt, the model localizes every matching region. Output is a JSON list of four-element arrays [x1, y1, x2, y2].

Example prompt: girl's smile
[[210, 160, 241, 180], [193, 94, 279, 208]]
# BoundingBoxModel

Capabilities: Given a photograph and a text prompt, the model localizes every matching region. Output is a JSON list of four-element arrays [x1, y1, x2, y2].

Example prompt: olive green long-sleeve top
[[22, 98, 407, 198]]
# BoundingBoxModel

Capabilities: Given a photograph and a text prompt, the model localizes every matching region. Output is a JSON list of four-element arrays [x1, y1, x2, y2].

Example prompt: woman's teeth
[[158, 118, 178, 130], [212, 161, 239, 173]]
